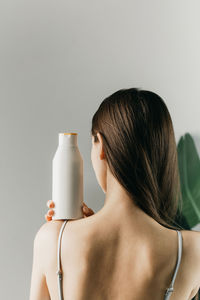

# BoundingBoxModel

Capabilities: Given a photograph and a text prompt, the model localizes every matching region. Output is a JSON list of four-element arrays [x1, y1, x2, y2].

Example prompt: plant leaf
[[177, 133, 200, 228]]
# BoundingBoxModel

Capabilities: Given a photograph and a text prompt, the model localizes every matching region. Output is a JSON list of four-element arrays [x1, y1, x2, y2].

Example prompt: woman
[[29, 88, 200, 300]]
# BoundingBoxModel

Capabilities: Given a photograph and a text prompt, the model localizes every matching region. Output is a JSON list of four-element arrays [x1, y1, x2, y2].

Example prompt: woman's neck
[[98, 170, 165, 239]]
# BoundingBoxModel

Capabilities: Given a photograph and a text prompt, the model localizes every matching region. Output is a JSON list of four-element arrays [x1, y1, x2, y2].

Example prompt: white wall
[[0, 0, 200, 298]]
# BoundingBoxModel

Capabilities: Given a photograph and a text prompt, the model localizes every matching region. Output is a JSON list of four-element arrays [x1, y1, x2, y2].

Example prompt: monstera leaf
[[177, 133, 200, 229]]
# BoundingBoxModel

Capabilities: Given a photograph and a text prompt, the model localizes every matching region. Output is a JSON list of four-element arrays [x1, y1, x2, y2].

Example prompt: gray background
[[0, 0, 200, 299]]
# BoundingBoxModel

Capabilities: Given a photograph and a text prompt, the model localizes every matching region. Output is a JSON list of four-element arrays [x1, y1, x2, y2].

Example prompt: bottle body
[[52, 133, 83, 220]]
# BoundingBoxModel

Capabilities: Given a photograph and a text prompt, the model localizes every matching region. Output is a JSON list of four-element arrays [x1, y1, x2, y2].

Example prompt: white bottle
[[51, 132, 84, 220]]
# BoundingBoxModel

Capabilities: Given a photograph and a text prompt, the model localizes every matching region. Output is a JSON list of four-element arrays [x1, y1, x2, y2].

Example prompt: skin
[[30, 133, 200, 300]]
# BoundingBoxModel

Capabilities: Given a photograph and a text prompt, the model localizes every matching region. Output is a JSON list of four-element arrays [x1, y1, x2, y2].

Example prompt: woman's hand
[[45, 200, 95, 222]]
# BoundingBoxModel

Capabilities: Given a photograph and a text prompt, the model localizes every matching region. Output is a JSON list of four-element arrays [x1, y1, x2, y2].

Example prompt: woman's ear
[[97, 132, 105, 160]]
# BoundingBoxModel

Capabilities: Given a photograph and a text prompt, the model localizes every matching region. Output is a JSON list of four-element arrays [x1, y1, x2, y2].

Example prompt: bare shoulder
[[32, 219, 88, 273], [181, 229, 200, 259], [33, 220, 65, 262], [181, 229, 200, 291], [34, 220, 64, 244], [34, 218, 94, 254], [32, 221, 63, 275], [34, 219, 80, 244]]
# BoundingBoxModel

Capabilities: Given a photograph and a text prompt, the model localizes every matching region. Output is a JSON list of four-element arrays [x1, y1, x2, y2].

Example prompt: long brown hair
[[91, 87, 184, 231]]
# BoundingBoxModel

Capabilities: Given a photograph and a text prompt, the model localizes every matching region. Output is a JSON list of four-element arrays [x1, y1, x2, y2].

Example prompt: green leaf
[[177, 133, 200, 228]]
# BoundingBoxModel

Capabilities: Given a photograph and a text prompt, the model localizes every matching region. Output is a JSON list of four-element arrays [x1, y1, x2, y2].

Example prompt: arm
[[29, 225, 51, 300]]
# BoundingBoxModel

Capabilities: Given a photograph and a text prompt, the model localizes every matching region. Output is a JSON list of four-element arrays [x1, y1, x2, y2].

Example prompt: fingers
[[46, 200, 54, 208], [47, 209, 54, 216], [45, 200, 55, 222], [45, 214, 52, 222], [45, 200, 94, 221], [83, 206, 94, 215], [82, 202, 94, 217], [45, 209, 54, 221]]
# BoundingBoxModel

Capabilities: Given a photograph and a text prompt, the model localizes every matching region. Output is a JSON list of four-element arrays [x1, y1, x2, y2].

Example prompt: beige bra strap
[[56, 220, 68, 300]]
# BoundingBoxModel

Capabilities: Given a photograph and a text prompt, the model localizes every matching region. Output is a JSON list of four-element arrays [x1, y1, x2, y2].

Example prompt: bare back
[[43, 215, 200, 300]]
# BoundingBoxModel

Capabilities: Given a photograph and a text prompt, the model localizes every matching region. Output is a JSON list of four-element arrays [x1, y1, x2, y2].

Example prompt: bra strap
[[56, 220, 68, 300], [164, 230, 183, 299]]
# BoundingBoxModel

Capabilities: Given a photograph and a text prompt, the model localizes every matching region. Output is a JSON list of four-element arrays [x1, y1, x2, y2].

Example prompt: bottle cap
[[59, 132, 78, 146]]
